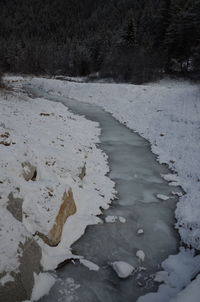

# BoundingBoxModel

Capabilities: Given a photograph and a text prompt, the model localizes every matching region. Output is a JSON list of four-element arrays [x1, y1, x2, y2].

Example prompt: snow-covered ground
[[2, 75, 200, 301], [0, 84, 115, 299], [26, 76, 200, 251]]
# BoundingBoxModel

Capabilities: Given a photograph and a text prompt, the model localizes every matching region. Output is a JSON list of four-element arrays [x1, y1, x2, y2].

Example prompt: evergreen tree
[[123, 10, 137, 48], [0, 0, 199, 81], [165, 0, 200, 72]]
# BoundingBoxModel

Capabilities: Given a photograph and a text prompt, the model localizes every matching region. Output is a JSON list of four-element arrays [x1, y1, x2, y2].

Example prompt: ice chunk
[[119, 216, 126, 223], [156, 194, 170, 201], [172, 191, 183, 197], [105, 216, 118, 223], [0, 273, 14, 286], [80, 259, 100, 271], [111, 261, 134, 279], [136, 250, 145, 262]]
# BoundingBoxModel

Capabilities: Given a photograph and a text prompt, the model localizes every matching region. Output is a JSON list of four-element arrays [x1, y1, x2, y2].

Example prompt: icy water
[[27, 85, 181, 302]]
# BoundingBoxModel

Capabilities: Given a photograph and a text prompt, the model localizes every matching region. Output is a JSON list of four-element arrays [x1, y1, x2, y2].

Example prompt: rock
[[0, 239, 42, 302], [40, 113, 53, 116], [7, 192, 23, 222], [111, 261, 134, 279], [37, 188, 77, 247], [0, 132, 11, 146], [22, 162, 37, 181], [79, 164, 86, 180]]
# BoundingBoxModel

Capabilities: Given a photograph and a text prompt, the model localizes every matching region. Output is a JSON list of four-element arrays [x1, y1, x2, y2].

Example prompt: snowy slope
[[0, 87, 115, 287]]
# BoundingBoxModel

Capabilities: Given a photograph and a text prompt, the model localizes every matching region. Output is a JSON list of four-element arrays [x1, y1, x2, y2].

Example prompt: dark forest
[[0, 0, 200, 83]]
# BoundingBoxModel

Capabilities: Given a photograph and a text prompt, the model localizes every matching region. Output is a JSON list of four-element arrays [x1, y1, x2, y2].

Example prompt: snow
[[0, 87, 115, 283], [172, 191, 183, 197], [136, 250, 145, 262], [170, 274, 200, 302], [137, 229, 144, 235], [156, 194, 170, 201], [105, 215, 118, 223], [111, 261, 135, 279], [0, 273, 14, 286], [30, 273, 56, 301], [105, 215, 126, 223], [3, 76, 200, 301], [119, 216, 126, 223], [26, 76, 200, 250], [79, 258, 100, 271], [138, 248, 200, 302]]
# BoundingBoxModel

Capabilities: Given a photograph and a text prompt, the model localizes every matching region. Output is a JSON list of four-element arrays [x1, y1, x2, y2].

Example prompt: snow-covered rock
[[111, 261, 134, 279]]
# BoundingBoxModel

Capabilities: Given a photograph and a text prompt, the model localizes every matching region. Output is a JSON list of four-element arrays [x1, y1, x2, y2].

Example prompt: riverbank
[[0, 85, 115, 301]]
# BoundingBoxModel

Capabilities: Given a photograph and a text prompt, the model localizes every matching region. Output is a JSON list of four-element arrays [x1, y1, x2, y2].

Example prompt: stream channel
[[26, 84, 181, 302]]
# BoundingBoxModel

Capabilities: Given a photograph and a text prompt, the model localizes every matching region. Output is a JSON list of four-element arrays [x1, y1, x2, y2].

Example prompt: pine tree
[[165, 0, 200, 72], [123, 10, 137, 48]]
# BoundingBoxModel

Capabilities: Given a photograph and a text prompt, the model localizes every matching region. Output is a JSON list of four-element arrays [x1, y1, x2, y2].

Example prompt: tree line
[[0, 0, 199, 83]]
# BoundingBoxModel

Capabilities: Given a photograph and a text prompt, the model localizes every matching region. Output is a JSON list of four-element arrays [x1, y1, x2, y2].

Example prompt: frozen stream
[[27, 85, 181, 302]]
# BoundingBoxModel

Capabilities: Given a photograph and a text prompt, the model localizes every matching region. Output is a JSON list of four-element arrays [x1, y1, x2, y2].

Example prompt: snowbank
[[0, 87, 115, 297], [138, 248, 200, 302], [170, 274, 200, 302]]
